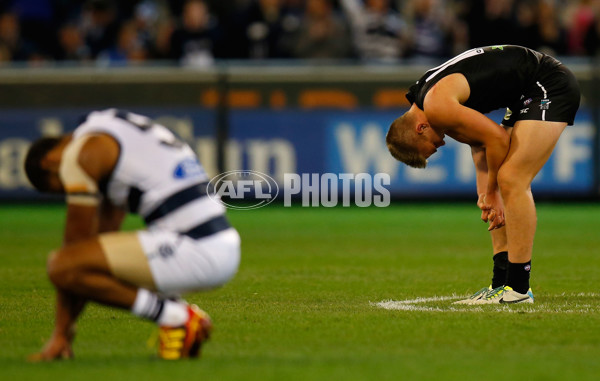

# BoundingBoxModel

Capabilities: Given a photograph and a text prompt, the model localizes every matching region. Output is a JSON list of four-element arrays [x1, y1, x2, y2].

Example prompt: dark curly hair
[[24, 137, 62, 192]]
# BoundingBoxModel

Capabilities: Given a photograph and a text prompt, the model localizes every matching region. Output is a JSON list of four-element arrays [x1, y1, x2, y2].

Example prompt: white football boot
[[453, 286, 492, 304], [474, 285, 534, 304]]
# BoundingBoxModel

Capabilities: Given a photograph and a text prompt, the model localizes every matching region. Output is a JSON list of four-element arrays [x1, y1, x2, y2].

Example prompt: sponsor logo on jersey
[[523, 98, 533, 106], [540, 99, 552, 110], [520, 108, 529, 114], [173, 158, 206, 179]]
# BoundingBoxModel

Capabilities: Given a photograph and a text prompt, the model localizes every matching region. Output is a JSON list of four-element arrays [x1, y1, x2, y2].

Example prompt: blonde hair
[[386, 114, 428, 168]]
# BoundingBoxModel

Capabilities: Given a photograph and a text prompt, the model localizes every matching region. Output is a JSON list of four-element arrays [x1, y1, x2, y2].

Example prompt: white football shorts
[[136, 227, 240, 294]]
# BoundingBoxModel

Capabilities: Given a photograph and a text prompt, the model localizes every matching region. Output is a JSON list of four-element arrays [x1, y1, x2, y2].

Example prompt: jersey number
[[115, 109, 185, 149]]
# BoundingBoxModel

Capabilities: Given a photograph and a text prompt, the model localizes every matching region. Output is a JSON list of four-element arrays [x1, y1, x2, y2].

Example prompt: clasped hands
[[477, 192, 505, 231]]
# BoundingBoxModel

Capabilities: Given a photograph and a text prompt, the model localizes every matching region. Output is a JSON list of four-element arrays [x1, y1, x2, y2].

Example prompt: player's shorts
[[502, 63, 580, 127], [100, 223, 240, 295]]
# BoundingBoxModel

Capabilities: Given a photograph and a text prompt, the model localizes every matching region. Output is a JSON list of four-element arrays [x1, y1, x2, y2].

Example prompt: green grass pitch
[[1, 202, 599, 381]]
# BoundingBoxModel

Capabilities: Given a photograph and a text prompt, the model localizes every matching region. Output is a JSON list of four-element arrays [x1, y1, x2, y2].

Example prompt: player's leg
[[456, 143, 509, 304], [483, 123, 511, 288], [31, 234, 186, 361], [29, 239, 141, 361], [130, 228, 240, 359], [498, 120, 566, 263], [477, 120, 566, 304], [490, 227, 508, 288], [46, 239, 140, 307], [488, 124, 511, 289]]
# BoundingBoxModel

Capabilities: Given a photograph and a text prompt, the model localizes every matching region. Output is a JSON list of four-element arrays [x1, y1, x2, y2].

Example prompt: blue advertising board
[[0, 106, 596, 200], [0, 107, 215, 199]]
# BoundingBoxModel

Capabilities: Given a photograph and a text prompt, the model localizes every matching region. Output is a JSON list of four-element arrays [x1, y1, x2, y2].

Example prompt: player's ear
[[40, 137, 71, 170], [416, 123, 428, 134], [40, 148, 62, 170]]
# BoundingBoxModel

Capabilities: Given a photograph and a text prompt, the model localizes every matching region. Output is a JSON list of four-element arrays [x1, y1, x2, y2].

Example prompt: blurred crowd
[[0, 0, 599, 66]]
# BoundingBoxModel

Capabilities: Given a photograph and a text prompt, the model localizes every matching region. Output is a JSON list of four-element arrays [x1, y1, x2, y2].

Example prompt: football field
[[1, 202, 599, 381]]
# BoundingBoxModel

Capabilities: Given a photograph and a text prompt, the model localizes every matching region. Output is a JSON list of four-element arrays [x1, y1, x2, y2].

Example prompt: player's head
[[386, 108, 445, 168], [24, 136, 68, 193]]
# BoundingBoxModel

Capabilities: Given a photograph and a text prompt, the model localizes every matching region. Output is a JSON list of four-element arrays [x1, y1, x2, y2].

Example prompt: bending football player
[[386, 45, 580, 304], [25, 109, 240, 360]]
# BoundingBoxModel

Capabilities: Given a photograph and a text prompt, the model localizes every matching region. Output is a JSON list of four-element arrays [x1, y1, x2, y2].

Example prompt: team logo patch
[[524, 264, 531, 271], [174, 158, 206, 179], [523, 98, 532, 106], [540, 99, 551, 110], [158, 244, 175, 258]]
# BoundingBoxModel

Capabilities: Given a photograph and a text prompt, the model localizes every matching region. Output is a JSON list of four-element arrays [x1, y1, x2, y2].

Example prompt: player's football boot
[[453, 285, 492, 304], [158, 305, 213, 360], [474, 285, 534, 304]]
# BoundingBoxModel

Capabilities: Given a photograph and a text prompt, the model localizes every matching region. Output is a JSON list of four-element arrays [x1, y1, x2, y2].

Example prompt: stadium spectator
[[167, 0, 223, 66], [56, 22, 91, 62], [0, 11, 25, 61], [0, 0, 597, 64], [9, 0, 58, 60], [224, 0, 297, 59], [465, 0, 516, 49], [130, 1, 158, 56], [81, 0, 120, 59], [340, 0, 408, 61], [404, 0, 454, 58], [97, 20, 148, 65], [537, 0, 568, 56], [583, 10, 600, 56], [289, 0, 352, 59], [565, 0, 597, 55], [512, 0, 542, 50]]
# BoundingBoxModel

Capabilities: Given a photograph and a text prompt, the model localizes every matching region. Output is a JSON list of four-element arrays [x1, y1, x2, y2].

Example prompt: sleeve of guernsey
[[58, 135, 101, 206]]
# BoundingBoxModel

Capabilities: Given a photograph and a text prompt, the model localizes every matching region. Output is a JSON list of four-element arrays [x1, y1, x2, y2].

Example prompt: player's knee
[[47, 249, 79, 290], [497, 167, 528, 198]]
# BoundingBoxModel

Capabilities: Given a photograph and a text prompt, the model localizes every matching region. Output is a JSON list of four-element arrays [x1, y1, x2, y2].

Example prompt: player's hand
[[482, 191, 505, 231], [477, 193, 490, 222], [27, 334, 74, 362]]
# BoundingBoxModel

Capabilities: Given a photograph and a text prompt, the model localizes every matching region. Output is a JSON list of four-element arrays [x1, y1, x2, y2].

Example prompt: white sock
[[131, 288, 163, 321], [156, 300, 189, 327], [132, 289, 189, 326]]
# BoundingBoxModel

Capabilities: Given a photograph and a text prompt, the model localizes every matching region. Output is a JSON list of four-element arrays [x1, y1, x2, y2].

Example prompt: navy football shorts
[[502, 63, 580, 127]]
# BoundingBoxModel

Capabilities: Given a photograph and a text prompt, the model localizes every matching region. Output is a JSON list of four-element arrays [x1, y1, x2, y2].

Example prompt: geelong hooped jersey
[[406, 45, 562, 114], [72, 109, 225, 232]]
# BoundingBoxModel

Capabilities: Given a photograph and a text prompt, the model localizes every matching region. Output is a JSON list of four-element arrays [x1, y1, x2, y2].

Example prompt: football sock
[[156, 300, 189, 327], [491, 251, 509, 289], [132, 288, 164, 321], [132, 289, 189, 326], [506, 260, 531, 294]]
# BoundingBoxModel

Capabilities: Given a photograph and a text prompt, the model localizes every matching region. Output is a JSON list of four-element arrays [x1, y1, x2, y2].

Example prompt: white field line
[[372, 293, 600, 313]]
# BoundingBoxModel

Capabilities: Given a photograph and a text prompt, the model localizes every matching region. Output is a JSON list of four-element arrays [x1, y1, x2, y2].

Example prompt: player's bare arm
[[471, 146, 491, 222], [60, 134, 120, 244], [423, 74, 510, 229]]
